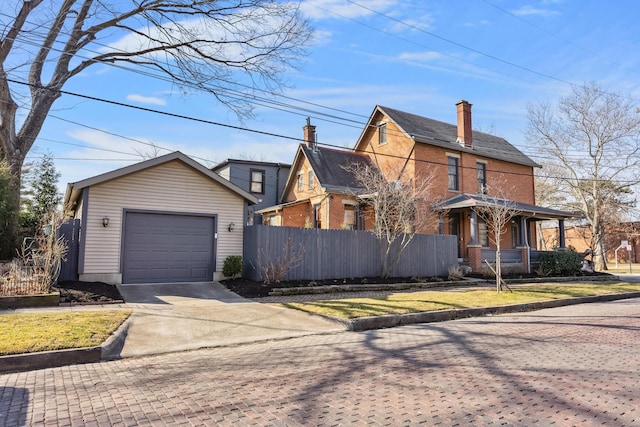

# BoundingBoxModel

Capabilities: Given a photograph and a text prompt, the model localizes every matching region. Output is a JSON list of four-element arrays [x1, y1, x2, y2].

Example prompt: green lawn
[[279, 282, 640, 319], [604, 263, 640, 274], [0, 310, 131, 355]]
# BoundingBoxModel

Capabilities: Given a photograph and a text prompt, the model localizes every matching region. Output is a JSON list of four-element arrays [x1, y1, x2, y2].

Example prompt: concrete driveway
[[114, 282, 345, 358]]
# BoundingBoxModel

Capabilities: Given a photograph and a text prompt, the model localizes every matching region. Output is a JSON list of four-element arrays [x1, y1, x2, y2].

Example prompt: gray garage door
[[122, 212, 216, 284]]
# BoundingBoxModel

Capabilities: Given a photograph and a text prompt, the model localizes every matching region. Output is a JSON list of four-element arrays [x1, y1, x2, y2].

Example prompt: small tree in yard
[[473, 184, 522, 293], [20, 154, 61, 229], [347, 163, 438, 279]]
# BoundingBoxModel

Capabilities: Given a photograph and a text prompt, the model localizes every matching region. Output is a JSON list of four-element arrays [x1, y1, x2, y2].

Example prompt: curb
[[0, 315, 132, 375], [346, 291, 640, 332], [2, 291, 639, 373]]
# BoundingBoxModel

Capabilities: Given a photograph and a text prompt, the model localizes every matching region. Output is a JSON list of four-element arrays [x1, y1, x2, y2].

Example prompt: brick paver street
[[2, 298, 639, 426]]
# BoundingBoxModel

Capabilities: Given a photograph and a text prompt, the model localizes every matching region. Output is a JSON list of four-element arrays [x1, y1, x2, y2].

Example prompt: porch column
[[519, 217, 530, 273], [558, 219, 566, 249], [519, 217, 529, 247], [469, 211, 478, 245], [438, 213, 444, 234]]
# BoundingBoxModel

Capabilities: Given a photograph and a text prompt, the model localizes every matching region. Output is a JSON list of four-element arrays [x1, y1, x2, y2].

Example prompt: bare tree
[[0, 0, 312, 252], [347, 163, 438, 279], [527, 82, 640, 271], [473, 183, 522, 293]]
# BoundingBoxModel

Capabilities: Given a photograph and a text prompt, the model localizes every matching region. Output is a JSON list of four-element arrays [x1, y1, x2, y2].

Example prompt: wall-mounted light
[[102, 216, 110, 227], [228, 222, 235, 232]]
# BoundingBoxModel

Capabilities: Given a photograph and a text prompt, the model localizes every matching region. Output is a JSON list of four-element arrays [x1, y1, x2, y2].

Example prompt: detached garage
[[64, 152, 257, 284]]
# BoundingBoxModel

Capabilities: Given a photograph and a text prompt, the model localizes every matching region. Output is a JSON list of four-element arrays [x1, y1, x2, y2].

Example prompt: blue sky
[[20, 0, 640, 196]]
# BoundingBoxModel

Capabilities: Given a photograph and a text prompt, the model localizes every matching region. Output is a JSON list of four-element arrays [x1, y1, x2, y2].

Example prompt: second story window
[[447, 156, 459, 191], [250, 169, 265, 194], [378, 122, 387, 145], [308, 170, 315, 189], [476, 162, 487, 194], [297, 172, 304, 191]]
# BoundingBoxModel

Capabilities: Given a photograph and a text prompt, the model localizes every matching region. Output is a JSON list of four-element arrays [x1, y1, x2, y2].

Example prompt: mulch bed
[[222, 271, 616, 299], [221, 276, 447, 298], [55, 281, 124, 304]]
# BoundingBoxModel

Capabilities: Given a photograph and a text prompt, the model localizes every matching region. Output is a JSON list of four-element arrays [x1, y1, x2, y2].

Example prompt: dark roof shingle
[[378, 106, 539, 168], [302, 145, 373, 192]]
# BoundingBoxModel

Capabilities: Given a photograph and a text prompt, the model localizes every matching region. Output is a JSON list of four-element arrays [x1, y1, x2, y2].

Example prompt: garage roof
[[64, 151, 259, 207]]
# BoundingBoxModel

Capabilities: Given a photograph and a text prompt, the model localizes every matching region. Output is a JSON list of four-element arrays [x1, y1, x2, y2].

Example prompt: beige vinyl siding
[[82, 160, 245, 277]]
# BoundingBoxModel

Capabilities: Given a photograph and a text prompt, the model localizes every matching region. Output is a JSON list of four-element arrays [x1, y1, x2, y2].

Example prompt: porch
[[435, 194, 575, 273]]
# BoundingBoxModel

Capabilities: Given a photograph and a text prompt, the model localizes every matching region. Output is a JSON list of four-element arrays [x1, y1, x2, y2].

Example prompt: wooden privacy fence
[[243, 225, 457, 282], [58, 219, 80, 282]]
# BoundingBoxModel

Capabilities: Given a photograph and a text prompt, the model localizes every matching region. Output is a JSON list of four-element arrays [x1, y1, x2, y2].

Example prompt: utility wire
[[7, 77, 636, 185]]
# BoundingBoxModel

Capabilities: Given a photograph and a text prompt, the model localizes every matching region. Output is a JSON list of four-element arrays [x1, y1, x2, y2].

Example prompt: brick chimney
[[303, 117, 316, 149], [456, 100, 473, 148]]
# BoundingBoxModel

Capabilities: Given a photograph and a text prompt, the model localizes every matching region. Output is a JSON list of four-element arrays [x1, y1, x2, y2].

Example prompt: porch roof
[[434, 194, 576, 220]]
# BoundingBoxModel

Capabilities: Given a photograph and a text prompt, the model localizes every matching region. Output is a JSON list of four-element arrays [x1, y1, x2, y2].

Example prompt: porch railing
[[481, 248, 522, 263]]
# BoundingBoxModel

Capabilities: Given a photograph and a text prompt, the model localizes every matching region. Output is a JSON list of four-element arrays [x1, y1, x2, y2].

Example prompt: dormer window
[[378, 122, 387, 145]]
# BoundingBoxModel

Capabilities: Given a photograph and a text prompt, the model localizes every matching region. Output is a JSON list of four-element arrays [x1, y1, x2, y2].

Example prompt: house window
[[250, 169, 265, 194], [476, 162, 487, 194], [297, 172, 303, 191], [343, 205, 355, 230], [378, 122, 387, 145], [308, 170, 315, 189], [511, 221, 521, 247], [478, 220, 489, 247], [448, 157, 459, 191]]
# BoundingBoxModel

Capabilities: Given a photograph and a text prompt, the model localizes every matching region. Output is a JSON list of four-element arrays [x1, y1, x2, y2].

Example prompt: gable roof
[[64, 151, 258, 206], [435, 193, 574, 220], [280, 144, 374, 202], [211, 158, 291, 172], [302, 145, 374, 192], [359, 105, 540, 168]]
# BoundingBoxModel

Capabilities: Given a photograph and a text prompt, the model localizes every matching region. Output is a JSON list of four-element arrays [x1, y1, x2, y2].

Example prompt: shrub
[[537, 250, 584, 277], [447, 265, 467, 280], [259, 238, 304, 284], [222, 255, 243, 278]]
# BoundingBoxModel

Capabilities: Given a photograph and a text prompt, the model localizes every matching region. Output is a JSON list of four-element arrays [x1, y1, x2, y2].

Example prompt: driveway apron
[[115, 282, 345, 358]]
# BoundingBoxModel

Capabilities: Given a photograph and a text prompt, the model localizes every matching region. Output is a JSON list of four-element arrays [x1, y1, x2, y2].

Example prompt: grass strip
[[0, 310, 131, 355], [279, 282, 640, 319]]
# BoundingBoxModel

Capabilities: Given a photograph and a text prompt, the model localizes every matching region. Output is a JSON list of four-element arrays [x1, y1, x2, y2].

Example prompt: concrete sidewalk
[[114, 282, 346, 358]]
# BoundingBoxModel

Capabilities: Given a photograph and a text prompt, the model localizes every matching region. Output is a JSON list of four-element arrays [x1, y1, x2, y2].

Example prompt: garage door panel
[[123, 212, 215, 284]]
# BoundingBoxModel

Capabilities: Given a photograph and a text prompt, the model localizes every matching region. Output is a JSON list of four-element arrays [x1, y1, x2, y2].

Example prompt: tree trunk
[[591, 220, 608, 271], [495, 249, 502, 293], [0, 165, 20, 259]]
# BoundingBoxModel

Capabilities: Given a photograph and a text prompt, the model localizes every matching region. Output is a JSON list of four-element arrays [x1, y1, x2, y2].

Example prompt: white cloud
[[126, 94, 167, 106], [389, 14, 435, 33], [510, 5, 560, 17], [397, 51, 442, 62], [300, 0, 397, 20]]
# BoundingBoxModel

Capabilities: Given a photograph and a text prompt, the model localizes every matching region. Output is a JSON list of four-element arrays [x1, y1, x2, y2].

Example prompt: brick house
[[354, 101, 573, 272], [260, 102, 574, 272], [258, 120, 374, 230]]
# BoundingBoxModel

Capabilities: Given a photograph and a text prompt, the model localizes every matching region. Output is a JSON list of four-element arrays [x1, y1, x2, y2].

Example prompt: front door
[[449, 213, 463, 258]]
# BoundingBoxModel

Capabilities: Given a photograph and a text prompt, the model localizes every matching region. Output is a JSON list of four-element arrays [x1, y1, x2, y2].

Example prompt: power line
[[3, 6, 637, 168], [4, 76, 632, 186]]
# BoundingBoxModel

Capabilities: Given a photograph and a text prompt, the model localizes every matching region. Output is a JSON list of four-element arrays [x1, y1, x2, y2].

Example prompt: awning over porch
[[433, 194, 575, 221]]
